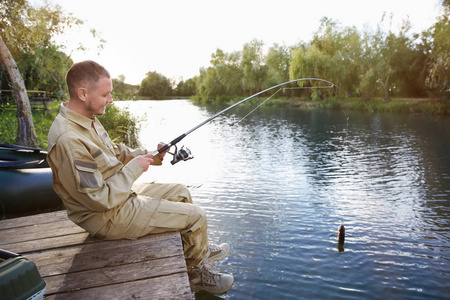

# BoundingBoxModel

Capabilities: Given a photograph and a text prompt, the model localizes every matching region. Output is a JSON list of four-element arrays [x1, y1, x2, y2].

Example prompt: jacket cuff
[[124, 158, 145, 179]]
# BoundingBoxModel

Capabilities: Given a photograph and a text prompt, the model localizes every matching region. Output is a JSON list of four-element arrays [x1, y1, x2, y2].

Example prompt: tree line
[[142, 10, 449, 102]]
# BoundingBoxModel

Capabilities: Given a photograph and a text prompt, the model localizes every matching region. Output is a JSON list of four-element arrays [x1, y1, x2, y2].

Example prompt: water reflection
[[115, 100, 450, 299]]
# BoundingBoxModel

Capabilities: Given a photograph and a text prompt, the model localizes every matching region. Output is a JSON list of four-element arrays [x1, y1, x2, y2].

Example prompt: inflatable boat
[[0, 144, 63, 218]]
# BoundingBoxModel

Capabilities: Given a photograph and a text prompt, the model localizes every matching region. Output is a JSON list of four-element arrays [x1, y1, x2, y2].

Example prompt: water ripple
[[117, 101, 450, 299]]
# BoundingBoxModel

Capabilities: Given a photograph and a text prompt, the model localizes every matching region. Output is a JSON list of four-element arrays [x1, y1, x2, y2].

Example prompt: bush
[[98, 104, 141, 148]]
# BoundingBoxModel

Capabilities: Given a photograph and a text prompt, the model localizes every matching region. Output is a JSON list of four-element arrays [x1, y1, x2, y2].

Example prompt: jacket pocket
[[74, 159, 101, 192]]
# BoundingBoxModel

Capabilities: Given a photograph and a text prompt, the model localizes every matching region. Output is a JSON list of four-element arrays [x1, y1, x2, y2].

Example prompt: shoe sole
[[191, 275, 234, 294]]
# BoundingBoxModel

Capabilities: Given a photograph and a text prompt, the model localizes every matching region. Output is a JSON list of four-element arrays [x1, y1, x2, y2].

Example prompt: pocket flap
[[74, 159, 98, 172]]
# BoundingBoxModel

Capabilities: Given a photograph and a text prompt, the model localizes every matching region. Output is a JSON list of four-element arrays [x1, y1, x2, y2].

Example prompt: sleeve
[[94, 118, 147, 165], [114, 142, 147, 165], [114, 143, 162, 166], [55, 136, 145, 212]]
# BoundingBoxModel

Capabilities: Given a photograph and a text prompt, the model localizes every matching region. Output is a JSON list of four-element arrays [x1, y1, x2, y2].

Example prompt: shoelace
[[208, 244, 221, 255], [201, 267, 220, 285]]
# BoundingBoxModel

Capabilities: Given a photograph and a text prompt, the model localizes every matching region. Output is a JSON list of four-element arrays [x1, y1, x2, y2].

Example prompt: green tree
[[289, 18, 363, 99], [358, 30, 380, 99], [138, 71, 172, 99], [175, 77, 197, 96], [309, 18, 363, 97], [0, 0, 91, 147], [195, 48, 243, 102], [265, 43, 290, 87], [111, 75, 138, 100], [359, 14, 416, 100], [17, 44, 73, 98], [210, 49, 242, 98], [196, 67, 226, 103], [425, 3, 450, 99], [289, 44, 331, 100], [389, 20, 428, 97], [241, 39, 267, 95], [112, 74, 127, 98]]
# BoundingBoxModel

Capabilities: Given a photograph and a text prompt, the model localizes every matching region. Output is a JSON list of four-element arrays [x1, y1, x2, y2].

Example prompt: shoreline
[[270, 97, 450, 115]]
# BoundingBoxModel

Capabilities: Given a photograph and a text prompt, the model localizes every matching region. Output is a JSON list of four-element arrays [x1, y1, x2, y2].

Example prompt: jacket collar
[[60, 102, 96, 130]]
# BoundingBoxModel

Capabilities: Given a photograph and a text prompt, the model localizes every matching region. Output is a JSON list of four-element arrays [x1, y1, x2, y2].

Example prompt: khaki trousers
[[98, 183, 208, 268]]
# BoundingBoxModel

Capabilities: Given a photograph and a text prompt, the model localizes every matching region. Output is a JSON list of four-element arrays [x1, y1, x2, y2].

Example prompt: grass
[[0, 103, 59, 149]]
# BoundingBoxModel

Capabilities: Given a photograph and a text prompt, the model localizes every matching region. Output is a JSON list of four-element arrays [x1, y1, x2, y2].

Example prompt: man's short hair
[[66, 60, 111, 98]]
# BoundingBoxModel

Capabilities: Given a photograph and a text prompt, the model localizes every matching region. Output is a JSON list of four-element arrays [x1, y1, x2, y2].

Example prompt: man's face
[[85, 76, 113, 117]]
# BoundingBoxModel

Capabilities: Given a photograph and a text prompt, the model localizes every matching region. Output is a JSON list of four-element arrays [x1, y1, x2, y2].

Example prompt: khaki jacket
[[47, 103, 158, 237]]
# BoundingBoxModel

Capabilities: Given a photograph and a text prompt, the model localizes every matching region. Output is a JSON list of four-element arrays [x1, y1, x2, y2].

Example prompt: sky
[[50, 0, 444, 85]]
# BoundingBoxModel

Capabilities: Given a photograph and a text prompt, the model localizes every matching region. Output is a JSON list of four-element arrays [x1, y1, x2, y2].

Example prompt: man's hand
[[134, 154, 154, 172], [156, 142, 169, 161]]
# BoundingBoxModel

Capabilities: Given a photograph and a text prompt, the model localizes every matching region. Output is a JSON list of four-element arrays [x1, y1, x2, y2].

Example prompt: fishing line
[[234, 88, 284, 125], [152, 78, 341, 164], [332, 86, 349, 124], [236, 82, 348, 125]]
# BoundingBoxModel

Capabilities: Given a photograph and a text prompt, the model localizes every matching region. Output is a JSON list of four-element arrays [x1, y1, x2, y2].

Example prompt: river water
[[114, 100, 450, 299]]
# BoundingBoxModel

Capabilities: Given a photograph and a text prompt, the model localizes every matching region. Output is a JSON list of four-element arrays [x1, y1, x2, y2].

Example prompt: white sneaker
[[189, 265, 234, 294], [203, 243, 230, 269]]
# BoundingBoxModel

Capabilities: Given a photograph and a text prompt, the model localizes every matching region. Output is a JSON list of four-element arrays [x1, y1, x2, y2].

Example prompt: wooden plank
[[27, 232, 182, 277], [2, 232, 92, 254], [0, 210, 67, 230], [1, 219, 85, 245], [45, 273, 192, 300], [44, 254, 187, 294], [25, 231, 179, 262], [1, 211, 91, 254]]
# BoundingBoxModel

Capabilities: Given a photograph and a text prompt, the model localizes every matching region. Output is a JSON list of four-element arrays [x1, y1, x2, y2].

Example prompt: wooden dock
[[0, 89, 54, 113], [0, 210, 193, 299]]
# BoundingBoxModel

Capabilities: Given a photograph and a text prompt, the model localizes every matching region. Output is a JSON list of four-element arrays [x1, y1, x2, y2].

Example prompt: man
[[47, 60, 233, 294]]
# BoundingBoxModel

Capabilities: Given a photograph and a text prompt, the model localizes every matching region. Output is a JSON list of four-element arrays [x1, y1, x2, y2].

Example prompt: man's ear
[[77, 88, 87, 101]]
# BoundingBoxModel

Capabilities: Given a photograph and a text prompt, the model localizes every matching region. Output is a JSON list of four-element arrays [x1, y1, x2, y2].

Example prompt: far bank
[[212, 97, 450, 115]]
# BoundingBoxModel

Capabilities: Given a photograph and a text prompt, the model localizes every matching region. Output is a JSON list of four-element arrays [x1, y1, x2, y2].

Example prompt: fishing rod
[[152, 78, 337, 164]]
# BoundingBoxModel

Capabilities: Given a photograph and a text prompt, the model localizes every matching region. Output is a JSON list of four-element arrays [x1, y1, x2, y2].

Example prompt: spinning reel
[[169, 145, 194, 165]]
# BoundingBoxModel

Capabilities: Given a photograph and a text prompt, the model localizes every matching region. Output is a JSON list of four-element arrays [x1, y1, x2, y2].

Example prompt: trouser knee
[[184, 205, 206, 233], [182, 205, 208, 268], [174, 183, 193, 204]]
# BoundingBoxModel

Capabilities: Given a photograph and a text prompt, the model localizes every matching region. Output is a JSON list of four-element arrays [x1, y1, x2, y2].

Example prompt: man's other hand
[[134, 154, 154, 172]]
